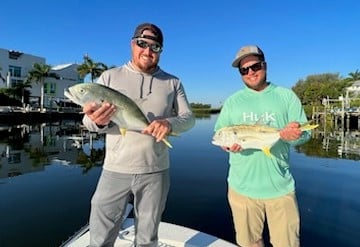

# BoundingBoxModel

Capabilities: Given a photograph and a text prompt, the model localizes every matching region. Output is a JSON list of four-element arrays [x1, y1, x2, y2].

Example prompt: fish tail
[[119, 127, 173, 148], [120, 128, 127, 136], [300, 121, 319, 131], [262, 147, 272, 157], [162, 138, 173, 148]]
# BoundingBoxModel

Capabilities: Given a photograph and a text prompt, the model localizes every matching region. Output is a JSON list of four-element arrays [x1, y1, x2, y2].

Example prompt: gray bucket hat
[[232, 45, 265, 67]]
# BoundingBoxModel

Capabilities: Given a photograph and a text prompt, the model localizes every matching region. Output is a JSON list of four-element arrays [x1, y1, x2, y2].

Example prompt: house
[[346, 80, 360, 94], [0, 48, 45, 88], [0, 47, 83, 108], [30, 63, 82, 108]]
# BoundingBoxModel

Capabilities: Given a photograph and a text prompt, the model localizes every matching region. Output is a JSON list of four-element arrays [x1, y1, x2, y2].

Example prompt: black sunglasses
[[239, 61, 265, 75], [134, 39, 162, 53]]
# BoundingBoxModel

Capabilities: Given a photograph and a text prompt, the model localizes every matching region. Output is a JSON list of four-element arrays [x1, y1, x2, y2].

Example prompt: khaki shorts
[[228, 188, 300, 247]]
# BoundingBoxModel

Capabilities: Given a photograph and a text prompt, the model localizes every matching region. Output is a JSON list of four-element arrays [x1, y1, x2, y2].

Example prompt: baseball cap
[[232, 45, 265, 67], [132, 23, 163, 46]]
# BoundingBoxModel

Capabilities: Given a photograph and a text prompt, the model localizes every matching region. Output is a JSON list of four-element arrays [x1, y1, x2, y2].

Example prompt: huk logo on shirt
[[242, 112, 276, 124]]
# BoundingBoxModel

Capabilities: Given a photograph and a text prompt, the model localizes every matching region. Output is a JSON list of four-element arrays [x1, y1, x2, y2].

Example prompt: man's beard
[[138, 63, 157, 73]]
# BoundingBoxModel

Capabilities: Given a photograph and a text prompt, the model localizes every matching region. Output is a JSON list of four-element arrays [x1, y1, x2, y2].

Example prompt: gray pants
[[89, 169, 170, 247]]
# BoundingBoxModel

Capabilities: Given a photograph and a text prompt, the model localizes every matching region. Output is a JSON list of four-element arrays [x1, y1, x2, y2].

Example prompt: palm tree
[[26, 63, 59, 111], [348, 69, 360, 81], [77, 55, 108, 82], [0, 66, 5, 83], [13, 80, 32, 105]]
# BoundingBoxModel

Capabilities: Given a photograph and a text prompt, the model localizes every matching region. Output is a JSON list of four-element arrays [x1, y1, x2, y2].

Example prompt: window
[[44, 83, 56, 95], [44, 83, 48, 94], [9, 66, 21, 77], [50, 83, 56, 94], [11, 79, 24, 88]]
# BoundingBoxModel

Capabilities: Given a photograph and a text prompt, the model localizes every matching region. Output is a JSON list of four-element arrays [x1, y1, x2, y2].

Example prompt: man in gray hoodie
[[82, 23, 195, 247]]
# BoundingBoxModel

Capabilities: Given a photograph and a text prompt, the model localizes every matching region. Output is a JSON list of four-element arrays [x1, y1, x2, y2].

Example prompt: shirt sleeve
[[285, 91, 312, 146], [214, 99, 232, 132], [165, 81, 195, 134]]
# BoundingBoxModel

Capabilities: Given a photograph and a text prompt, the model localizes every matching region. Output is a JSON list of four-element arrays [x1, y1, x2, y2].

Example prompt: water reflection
[[0, 121, 105, 179], [322, 130, 360, 158], [0, 116, 359, 247], [296, 128, 360, 161], [1, 120, 360, 180]]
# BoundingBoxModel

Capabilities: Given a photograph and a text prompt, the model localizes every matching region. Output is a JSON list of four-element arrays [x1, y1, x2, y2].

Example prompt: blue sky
[[1, 0, 359, 107]]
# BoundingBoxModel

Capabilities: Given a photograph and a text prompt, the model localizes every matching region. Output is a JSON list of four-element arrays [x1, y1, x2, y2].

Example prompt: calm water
[[0, 115, 359, 247]]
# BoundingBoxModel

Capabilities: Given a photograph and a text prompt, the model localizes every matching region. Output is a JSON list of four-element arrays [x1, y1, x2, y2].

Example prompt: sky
[[1, 0, 359, 107]]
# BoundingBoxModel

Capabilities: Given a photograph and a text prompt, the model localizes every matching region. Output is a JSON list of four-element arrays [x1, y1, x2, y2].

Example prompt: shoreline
[[0, 107, 221, 124], [0, 111, 83, 124]]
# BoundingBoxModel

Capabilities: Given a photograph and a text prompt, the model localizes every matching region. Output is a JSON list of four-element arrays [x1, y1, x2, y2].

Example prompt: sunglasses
[[134, 39, 162, 53], [239, 61, 265, 75]]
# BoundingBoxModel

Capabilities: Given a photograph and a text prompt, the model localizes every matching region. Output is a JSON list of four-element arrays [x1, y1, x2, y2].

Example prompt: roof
[[351, 80, 360, 87], [51, 63, 76, 71]]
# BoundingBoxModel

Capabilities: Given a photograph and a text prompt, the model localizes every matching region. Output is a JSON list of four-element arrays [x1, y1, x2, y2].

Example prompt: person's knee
[[91, 194, 108, 208]]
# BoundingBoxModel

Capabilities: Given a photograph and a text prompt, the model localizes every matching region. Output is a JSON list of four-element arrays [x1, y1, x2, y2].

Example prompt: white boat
[[61, 205, 237, 247]]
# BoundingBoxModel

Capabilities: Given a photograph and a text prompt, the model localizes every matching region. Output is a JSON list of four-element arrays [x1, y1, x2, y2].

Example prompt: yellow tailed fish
[[64, 83, 175, 148], [212, 121, 318, 156]]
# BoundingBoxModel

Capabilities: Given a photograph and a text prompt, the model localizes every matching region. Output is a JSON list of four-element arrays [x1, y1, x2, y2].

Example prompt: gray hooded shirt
[[82, 62, 195, 174]]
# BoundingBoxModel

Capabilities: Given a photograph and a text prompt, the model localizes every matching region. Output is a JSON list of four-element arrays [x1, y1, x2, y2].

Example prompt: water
[[0, 116, 359, 247]]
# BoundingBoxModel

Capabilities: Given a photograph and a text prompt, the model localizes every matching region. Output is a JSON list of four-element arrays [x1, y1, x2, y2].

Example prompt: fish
[[64, 83, 173, 148], [212, 122, 318, 156]]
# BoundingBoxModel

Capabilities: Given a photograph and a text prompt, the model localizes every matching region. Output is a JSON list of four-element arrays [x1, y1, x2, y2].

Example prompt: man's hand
[[279, 122, 302, 141], [142, 119, 171, 142], [83, 102, 115, 126]]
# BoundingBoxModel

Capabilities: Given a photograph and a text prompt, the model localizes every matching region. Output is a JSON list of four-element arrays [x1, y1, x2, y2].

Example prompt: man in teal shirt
[[214, 45, 311, 247]]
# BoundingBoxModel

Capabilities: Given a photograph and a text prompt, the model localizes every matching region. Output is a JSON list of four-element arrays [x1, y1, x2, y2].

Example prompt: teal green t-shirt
[[214, 83, 311, 199]]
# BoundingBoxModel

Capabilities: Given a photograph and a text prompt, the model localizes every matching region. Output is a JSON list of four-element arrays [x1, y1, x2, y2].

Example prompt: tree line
[[291, 70, 360, 115]]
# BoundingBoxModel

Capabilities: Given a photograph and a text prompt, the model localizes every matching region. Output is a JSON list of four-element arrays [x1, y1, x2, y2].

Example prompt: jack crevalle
[[212, 122, 318, 156], [64, 83, 173, 148]]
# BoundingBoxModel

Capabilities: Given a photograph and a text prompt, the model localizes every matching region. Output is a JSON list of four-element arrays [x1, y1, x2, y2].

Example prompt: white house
[[346, 80, 360, 94], [0, 48, 45, 87], [30, 63, 82, 108], [0, 48, 83, 108]]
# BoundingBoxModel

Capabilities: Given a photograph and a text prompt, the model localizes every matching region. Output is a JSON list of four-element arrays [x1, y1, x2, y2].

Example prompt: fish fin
[[169, 132, 180, 137], [120, 128, 127, 136], [254, 118, 266, 125], [162, 138, 173, 148], [262, 147, 272, 157], [242, 135, 264, 141], [254, 116, 272, 126]]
